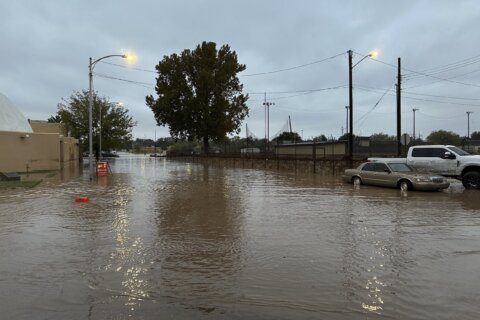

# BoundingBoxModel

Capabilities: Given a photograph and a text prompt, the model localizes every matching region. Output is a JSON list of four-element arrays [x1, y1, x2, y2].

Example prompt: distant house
[[0, 93, 79, 172]]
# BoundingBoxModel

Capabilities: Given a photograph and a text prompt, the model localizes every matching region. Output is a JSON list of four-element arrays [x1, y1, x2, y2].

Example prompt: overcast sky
[[1, 0, 480, 141]]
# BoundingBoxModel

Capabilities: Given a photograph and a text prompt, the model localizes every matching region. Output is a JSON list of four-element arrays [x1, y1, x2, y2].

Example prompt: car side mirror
[[384, 169, 391, 173], [444, 151, 455, 159]]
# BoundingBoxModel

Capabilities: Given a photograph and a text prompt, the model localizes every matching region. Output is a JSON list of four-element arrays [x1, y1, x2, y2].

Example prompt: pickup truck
[[368, 145, 480, 190]]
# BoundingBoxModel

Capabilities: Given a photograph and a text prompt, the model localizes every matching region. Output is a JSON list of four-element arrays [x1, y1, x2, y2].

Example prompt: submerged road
[[1, 154, 479, 319]]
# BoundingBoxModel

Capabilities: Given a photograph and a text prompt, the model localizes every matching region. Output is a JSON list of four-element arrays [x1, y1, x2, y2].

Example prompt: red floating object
[[75, 196, 89, 203]]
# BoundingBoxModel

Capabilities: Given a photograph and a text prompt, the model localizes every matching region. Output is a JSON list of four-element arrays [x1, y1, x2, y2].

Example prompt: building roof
[[0, 93, 33, 133]]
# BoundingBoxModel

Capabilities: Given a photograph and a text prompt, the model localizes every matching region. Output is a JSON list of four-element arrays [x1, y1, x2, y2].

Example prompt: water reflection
[[152, 164, 246, 312], [1, 156, 480, 319]]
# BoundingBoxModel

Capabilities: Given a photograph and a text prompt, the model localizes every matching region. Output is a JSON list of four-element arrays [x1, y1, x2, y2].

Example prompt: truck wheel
[[399, 180, 411, 191], [462, 171, 480, 190]]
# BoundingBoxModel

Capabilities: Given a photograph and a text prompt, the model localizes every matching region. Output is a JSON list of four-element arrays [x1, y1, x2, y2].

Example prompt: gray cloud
[[1, 0, 479, 140]]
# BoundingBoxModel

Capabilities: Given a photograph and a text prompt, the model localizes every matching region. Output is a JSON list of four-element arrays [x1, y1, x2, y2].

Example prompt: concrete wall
[[60, 136, 80, 168], [0, 131, 79, 172]]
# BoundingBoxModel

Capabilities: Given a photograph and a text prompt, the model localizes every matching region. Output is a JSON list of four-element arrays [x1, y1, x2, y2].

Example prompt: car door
[[413, 147, 457, 174], [372, 162, 393, 187], [360, 162, 376, 184]]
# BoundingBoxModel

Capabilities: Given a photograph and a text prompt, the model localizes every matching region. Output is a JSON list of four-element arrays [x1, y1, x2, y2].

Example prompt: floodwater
[[1, 154, 480, 320]]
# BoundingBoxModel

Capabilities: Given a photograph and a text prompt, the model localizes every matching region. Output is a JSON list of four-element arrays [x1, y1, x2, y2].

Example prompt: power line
[[402, 90, 480, 101], [403, 53, 480, 80], [355, 85, 480, 107], [240, 52, 345, 77], [247, 85, 346, 96], [99, 61, 157, 73], [93, 72, 155, 89]]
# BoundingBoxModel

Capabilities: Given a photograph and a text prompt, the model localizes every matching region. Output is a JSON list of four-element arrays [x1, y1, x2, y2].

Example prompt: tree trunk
[[203, 136, 210, 154]]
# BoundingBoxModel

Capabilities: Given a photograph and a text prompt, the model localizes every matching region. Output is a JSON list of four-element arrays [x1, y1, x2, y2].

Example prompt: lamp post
[[348, 49, 377, 161], [88, 54, 133, 180], [412, 108, 419, 145]]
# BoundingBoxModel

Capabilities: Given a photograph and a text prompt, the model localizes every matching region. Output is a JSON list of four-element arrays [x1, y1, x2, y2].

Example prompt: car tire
[[399, 180, 411, 191], [462, 171, 480, 190], [353, 176, 362, 186]]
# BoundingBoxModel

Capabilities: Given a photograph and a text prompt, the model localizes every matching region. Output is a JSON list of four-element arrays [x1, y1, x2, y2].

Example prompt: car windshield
[[388, 163, 413, 172], [447, 146, 471, 156]]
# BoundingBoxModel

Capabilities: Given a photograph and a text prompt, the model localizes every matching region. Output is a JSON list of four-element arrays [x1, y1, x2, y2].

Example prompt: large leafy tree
[[146, 41, 249, 153], [426, 130, 462, 145], [49, 90, 136, 152]]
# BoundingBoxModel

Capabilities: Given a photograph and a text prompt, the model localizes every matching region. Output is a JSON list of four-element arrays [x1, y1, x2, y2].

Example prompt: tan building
[[0, 93, 80, 173]]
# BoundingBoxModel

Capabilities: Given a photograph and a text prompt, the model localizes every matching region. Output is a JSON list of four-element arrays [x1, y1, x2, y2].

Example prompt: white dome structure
[[0, 93, 33, 133]]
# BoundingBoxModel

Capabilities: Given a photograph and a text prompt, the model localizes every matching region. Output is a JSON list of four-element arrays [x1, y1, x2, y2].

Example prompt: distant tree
[[470, 131, 480, 140], [272, 131, 302, 142], [370, 132, 396, 141], [312, 134, 328, 142], [155, 137, 175, 149], [146, 41, 249, 154], [426, 130, 462, 145], [50, 90, 136, 152]]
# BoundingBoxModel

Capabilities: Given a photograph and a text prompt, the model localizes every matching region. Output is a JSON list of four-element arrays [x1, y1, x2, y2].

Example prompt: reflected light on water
[[362, 275, 385, 312], [109, 186, 150, 314], [2, 155, 480, 319]]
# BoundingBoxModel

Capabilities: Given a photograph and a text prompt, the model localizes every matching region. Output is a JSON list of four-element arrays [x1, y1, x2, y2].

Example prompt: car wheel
[[353, 176, 362, 186], [399, 180, 411, 191], [462, 171, 480, 190]]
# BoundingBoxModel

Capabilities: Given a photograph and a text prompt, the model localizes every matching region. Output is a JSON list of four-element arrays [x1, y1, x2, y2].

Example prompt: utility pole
[[396, 57, 402, 156], [412, 108, 419, 145], [263, 93, 275, 153], [348, 50, 353, 161], [345, 106, 349, 137], [467, 111, 473, 150]]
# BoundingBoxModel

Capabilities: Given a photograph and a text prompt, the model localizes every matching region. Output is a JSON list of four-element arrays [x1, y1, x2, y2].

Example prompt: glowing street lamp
[[88, 52, 134, 181]]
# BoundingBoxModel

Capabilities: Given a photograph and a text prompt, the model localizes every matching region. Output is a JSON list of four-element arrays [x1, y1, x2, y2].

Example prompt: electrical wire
[[99, 61, 157, 73], [93, 72, 155, 89], [403, 54, 480, 80], [239, 52, 345, 77]]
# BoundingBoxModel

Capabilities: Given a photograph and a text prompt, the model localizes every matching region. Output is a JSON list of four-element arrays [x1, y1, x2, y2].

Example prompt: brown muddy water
[[1, 154, 479, 319]]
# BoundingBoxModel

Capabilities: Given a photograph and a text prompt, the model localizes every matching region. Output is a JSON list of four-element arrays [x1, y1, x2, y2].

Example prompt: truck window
[[447, 146, 470, 156], [411, 148, 447, 158]]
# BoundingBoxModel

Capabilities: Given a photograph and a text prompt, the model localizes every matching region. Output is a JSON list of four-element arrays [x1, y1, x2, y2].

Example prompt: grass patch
[[0, 180, 42, 189]]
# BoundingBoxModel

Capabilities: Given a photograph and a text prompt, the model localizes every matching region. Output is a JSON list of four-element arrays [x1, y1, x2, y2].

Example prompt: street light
[[88, 53, 134, 181], [412, 108, 419, 145], [348, 49, 377, 161]]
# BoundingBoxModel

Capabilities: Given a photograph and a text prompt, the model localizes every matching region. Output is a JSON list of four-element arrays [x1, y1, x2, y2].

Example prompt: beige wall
[[0, 131, 79, 172]]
